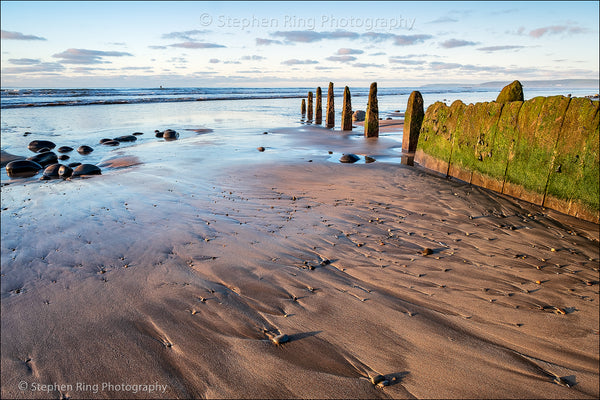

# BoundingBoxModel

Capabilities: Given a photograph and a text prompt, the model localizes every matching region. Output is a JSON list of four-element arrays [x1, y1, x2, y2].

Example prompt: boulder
[[163, 129, 179, 140], [496, 80, 524, 103], [57, 146, 74, 153], [28, 140, 56, 153], [155, 131, 164, 138], [132, 132, 144, 136], [58, 165, 73, 179], [6, 160, 43, 178], [27, 151, 58, 167], [58, 154, 70, 161], [72, 164, 101, 177], [77, 145, 94, 155], [340, 153, 360, 163], [42, 163, 62, 179], [352, 110, 365, 122], [114, 135, 137, 142], [99, 138, 112, 144], [68, 162, 82, 168], [102, 140, 120, 146]]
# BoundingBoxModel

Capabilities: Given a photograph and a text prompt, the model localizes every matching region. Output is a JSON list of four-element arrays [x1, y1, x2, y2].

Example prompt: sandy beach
[[1, 120, 598, 399]]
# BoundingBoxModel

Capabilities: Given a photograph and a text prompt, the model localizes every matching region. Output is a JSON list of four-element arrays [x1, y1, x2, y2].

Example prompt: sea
[[1, 85, 597, 182]]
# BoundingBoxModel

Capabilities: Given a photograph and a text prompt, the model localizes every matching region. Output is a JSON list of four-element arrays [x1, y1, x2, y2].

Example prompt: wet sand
[[1, 123, 599, 399]]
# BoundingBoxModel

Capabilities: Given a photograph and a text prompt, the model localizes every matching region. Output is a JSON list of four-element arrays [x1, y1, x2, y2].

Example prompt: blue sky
[[1, 1, 598, 87]]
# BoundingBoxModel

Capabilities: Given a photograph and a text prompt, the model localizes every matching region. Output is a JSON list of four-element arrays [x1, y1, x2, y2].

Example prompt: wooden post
[[326, 82, 335, 128], [307, 91, 313, 121], [402, 90, 424, 152], [301, 98, 306, 115], [315, 87, 322, 124], [341, 86, 352, 130], [364, 82, 379, 137]]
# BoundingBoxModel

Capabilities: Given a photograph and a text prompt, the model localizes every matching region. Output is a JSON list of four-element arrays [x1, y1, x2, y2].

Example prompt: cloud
[[148, 45, 167, 50], [271, 30, 360, 43], [161, 30, 210, 41], [337, 48, 364, 55], [369, 52, 386, 56], [477, 45, 526, 52], [315, 66, 341, 70], [241, 55, 266, 60], [1, 30, 46, 41], [427, 16, 458, 24], [281, 59, 319, 65], [353, 63, 383, 68], [440, 39, 478, 48], [52, 48, 133, 64], [529, 25, 590, 38], [362, 32, 395, 42], [8, 58, 41, 65], [2, 62, 65, 74], [393, 34, 433, 45], [121, 66, 153, 71], [168, 42, 225, 49], [389, 57, 426, 65], [256, 38, 283, 46], [108, 42, 126, 46], [325, 55, 357, 62], [209, 58, 220, 63], [429, 61, 463, 70]]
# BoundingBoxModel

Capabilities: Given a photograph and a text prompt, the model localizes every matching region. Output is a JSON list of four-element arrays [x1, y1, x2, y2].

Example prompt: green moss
[[496, 80, 524, 103], [475, 101, 519, 180], [505, 96, 562, 193], [418, 101, 456, 162], [547, 98, 599, 212]]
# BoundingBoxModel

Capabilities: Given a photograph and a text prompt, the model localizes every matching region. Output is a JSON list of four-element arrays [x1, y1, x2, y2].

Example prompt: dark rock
[[23, 131, 32, 136], [341, 86, 353, 130], [102, 140, 120, 146], [340, 153, 360, 163], [364, 82, 379, 138], [326, 82, 335, 128], [155, 131, 164, 138], [386, 117, 392, 120], [58, 165, 73, 179], [365, 156, 376, 163], [257, 147, 265, 152], [371, 375, 387, 386], [77, 145, 94, 155], [57, 146, 74, 153], [163, 129, 179, 140], [422, 247, 433, 256], [68, 162, 82, 168], [42, 164, 62, 179], [263, 131, 268, 134], [28, 140, 56, 153], [99, 138, 112, 144], [496, 80, 524, 103], [72, 164, 101, 177], [6, 160, 43, 178], [353, 110, 366, 122], [114, 135, 137, 142], [132, 132, 144, 136], [271, 334, 289, 345], [27, 151, 58, 167], [58, 154, 70, 161], [36, 147, 51, 154]]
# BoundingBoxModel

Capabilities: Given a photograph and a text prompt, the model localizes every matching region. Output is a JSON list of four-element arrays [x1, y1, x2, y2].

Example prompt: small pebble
[[271, 334, 289, 345], [422, 248, 433, 256]]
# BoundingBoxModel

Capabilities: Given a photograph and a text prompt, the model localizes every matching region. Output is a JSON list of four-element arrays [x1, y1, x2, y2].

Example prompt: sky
[[1, 1, 598, 88]]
